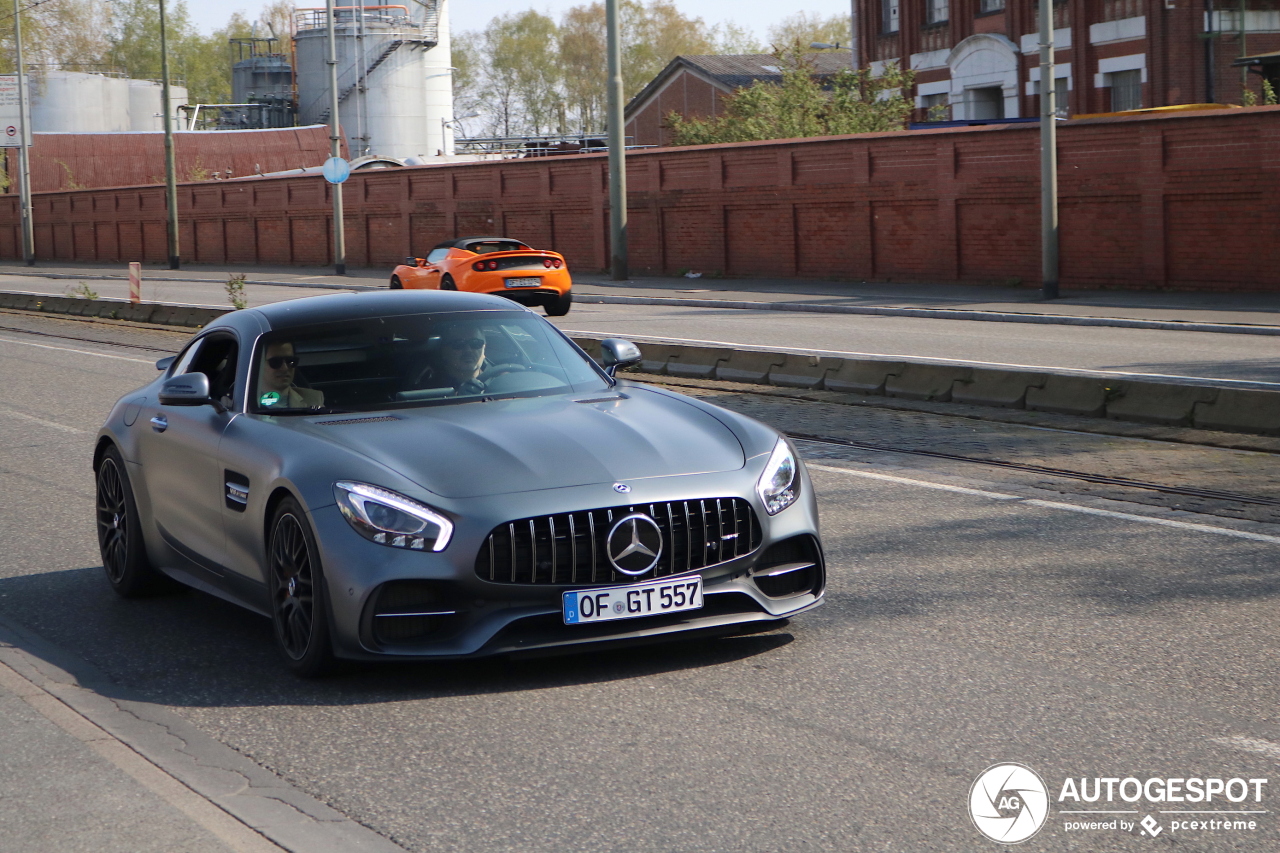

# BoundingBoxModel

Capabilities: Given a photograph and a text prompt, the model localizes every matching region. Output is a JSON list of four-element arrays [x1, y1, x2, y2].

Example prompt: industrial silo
[[294, 1, 451, 160], [231, 39, 295, 128]]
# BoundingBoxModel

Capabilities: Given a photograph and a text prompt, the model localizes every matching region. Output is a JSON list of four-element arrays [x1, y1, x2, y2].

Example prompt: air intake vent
[[475, 498, 761, 585], [315, 415, 401, 426]]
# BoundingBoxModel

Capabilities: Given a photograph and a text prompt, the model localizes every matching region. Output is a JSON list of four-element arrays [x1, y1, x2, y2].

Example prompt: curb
[[572, 293, 1280, 337], [568, 335, 1280, 438], [4, 292, 1275, 438], [0, 617, 406, 853]]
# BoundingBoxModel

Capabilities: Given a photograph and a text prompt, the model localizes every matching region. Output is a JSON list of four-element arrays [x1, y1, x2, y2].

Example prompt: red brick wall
[[2, 107, 1279, 291]]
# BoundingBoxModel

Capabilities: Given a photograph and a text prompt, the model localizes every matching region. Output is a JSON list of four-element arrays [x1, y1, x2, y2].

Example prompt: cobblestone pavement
[[629, 375, 1280, 526], [6, 310, 1276, 525]]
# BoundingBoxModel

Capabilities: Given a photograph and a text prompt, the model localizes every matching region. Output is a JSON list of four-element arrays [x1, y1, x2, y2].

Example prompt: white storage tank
[[294, 2, 451, 160], [30, 71, 187, 133]]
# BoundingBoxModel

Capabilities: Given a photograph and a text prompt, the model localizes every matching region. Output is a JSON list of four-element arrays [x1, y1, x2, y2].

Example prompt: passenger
[[258, 341, 324, 409]]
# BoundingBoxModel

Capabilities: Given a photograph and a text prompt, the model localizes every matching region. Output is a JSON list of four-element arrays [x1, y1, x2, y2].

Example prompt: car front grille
[[474, 498, 761, 585]]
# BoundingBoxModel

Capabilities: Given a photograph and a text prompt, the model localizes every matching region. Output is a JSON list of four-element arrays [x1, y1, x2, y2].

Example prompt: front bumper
[[309, 468, 824, 661]]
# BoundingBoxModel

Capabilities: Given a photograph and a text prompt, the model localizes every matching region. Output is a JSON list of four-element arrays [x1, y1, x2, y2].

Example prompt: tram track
[[790, 432, 1280, 508]]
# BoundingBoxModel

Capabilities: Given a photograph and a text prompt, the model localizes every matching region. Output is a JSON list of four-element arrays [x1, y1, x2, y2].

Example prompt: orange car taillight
[[554, 258, 563, 269], [472, 262, 485, 271], [543, 258, 553, 269]]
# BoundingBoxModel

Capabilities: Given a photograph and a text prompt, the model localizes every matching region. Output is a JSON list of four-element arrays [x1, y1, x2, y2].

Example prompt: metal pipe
[[1039, 0, 1059, 300], [850, 0, 860, 70], [1206, 0, 1217, 102], [605, 0, 627, 280], [13, 0, 32, 266], [159, 0, 179, 269], [327, 0, 347, 275]]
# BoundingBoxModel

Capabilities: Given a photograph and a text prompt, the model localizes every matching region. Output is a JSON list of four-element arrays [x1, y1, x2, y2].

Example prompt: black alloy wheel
[[389, 275, 403, 290], [268, 497, 334, 677], [95, 445, 168, 597], [440, 274, 457, 291]]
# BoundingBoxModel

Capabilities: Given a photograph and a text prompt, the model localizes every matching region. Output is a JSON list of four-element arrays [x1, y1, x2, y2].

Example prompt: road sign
[[0, 76, 31, 148], [322, 157, 350, 184]]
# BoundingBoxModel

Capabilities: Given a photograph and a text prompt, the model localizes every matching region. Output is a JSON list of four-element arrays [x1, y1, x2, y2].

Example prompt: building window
[[1034, 77, 1070, 117], [922, 92, 950, 119], [1108, 69, 1142, 111], [966, 86, 1005, 119], [884, 0, 900, 32], [979, 0, 1005, 11], [927, 0, 949, 23]]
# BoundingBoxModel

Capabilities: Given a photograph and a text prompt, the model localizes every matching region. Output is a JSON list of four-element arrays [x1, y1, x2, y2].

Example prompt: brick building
[[856, 0, 1280, 119], [623, 54, 855, 148]]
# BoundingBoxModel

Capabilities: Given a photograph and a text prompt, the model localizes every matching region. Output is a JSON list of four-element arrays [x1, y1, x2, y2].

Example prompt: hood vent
[[316, 415, 401, 426]]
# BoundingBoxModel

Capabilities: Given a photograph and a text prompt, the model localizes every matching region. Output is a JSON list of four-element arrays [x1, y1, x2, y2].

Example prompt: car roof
[[231, 290, 528, 332], [432, 236, 532, 252]]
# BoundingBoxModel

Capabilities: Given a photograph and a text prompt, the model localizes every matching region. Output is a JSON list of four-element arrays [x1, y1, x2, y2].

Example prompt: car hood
[[288, 388, 745, 498]]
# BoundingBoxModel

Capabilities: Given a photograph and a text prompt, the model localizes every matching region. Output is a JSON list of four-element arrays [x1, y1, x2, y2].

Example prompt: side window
[[169, 338, 204, 377], [426, 248, 450, 263], [191, 336, 240, 405]]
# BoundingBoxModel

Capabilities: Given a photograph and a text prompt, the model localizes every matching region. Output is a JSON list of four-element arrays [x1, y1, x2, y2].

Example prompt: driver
[[422, 322, 489, 394], [258, 341, 324, 409]]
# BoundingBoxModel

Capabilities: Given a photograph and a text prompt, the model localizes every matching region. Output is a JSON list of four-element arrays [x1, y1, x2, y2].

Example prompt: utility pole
[[849, 0, 860, 71], [1039, 0, 1059, 300], [159, 0, 179, 269], [13, 0, 32, 265], [605, 0, 627, 280], [326, 0, 346, 275]]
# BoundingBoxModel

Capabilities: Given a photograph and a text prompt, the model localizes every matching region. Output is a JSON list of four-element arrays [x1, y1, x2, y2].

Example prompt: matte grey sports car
[[94, 291, 825, 676]]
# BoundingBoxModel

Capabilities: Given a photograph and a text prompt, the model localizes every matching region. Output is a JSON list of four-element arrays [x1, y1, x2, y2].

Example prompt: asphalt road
[[552, 303, 1280, 385], [2, 269, 1278, 385], [2, 323, 1280, 851]]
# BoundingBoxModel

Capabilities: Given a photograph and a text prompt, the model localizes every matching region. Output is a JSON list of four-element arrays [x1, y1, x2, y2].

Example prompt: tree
[[711, 22, 764, 55], [480, 11, 562, 136], [668, 49, 914, 145], [766, 12, 851, 50], [558, 4, 606, 133]]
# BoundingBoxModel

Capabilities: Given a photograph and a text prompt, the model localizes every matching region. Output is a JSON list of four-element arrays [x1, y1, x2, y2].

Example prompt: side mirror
[[404, 256, 423, 267], [159, 372, 220, 410], [155, 355, 176, 372], [599, 338, 642, 378]]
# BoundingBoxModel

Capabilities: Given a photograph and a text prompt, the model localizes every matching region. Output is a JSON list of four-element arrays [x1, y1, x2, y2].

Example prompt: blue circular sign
[[322, 157, 351, 184]]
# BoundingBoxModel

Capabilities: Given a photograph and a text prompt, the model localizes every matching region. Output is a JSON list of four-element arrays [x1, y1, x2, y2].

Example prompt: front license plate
[[563, 576, 703, 625], [504, 277, 542, 288]]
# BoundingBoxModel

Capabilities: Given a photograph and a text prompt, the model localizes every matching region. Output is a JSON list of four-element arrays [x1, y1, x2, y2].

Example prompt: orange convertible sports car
[[390, 236, 573, 316]]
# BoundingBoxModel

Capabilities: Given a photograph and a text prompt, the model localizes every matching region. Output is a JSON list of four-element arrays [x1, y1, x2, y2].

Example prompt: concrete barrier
[[6, 292, 1278, 438], [885, 363, 973, 402], [1193, 389, 1280, 436], [951, 369, 1047, 408]]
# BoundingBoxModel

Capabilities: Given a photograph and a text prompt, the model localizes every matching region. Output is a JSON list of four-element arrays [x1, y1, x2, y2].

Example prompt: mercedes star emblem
[[613, 483, 631, 493], [605, 513, 663, 576]]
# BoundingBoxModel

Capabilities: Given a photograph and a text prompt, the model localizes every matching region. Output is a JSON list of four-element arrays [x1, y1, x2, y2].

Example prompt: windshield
[[249, 310, 610, 414]]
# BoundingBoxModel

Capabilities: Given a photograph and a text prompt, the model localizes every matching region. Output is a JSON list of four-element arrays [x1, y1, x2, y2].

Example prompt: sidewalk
[[2, 259, 1277, 332]]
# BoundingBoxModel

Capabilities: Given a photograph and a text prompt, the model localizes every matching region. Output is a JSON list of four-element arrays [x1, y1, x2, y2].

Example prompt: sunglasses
[[266, 355, 299, 369], [445, 338, 485, 351]]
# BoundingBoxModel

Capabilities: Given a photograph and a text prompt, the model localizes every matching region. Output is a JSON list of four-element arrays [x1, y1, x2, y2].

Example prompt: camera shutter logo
[[969, 763, 1050, 844]]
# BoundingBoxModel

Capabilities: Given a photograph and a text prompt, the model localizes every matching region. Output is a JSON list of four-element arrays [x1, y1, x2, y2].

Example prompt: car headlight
[[334, 481, 453, 551], [756, 438, 801, 516]]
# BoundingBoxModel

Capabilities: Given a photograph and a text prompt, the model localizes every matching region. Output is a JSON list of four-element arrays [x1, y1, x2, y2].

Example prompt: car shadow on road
[[0, 565, 795, 711]]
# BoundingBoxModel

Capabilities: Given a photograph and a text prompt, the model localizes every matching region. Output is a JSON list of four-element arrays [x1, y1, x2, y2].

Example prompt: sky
[[185, 0, 856, 42]]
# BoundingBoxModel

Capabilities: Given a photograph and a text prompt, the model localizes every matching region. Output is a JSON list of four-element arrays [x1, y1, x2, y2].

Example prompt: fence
[[0, 106, 1277, 291]]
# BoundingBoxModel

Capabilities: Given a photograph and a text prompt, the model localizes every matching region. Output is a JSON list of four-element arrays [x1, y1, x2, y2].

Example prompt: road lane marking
[[806, 462, 1280, 545], [1209, 736, 1280, 761], [0, 335, 154, 364], [806, 464, 1021, 500], [0, 406, 87, 434]]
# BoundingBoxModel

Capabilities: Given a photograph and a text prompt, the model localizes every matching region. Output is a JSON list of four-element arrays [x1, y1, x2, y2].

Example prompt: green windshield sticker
[[259, 391, 281, 407]]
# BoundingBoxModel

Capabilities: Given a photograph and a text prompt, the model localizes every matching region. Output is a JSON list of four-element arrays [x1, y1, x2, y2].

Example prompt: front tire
[[441, 275, 457, 291], [389, 275, 403, 290], [96, 445, 170, 597], [267, 497, 335, 678], [545, 290, 572, 316]]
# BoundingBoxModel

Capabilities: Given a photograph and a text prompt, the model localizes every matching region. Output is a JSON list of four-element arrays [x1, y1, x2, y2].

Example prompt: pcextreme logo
[[969, 763, 1269, 843]]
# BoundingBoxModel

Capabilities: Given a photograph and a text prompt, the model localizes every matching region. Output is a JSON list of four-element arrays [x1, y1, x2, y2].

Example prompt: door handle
[[150, 415, 168, 432]]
